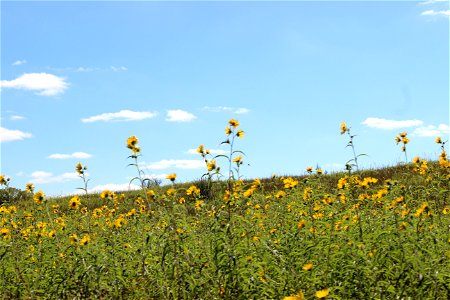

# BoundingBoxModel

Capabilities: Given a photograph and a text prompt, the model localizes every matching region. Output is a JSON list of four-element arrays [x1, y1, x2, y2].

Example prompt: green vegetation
[[1, 121, 449, 299]]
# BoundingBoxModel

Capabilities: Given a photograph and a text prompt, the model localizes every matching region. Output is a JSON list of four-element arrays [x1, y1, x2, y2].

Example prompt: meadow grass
[[0, 121, 449, 299]]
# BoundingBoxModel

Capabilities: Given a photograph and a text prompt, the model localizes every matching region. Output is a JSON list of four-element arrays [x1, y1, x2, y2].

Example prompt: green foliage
[[1, 121, 449, 299]]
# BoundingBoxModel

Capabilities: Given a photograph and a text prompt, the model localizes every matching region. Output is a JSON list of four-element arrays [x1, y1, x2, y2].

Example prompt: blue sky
[[1, 1, 449, 196]]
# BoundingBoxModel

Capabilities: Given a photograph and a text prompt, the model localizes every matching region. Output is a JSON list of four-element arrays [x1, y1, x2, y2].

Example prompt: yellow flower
[[26, 183, 34, 193], [69, 234, 79, 245], [303, 187, 313, 201], [302, 263, 313, 271], [48, 230, 56, 238], [1, 228, 10, 240], [79, 234, 91, 246], [100, 190, 115, 200], [275, 190, 286, 199], [436, 136, 442, 144], [297, 220, 306, 230], [196, 144, 205, 155], [228, 119, 240, 128], [316, 169, 323, 175], [306, 166, 313, 173], [399, 132, 407, 138], [127, 135, 138, 149], [69, 195, 81, 209], [225, 126, 232, 135], [33, 191, 45, 204], [284, 291, 305, 300], [166, 173, 177, 182], [186, 185, 201, 197], [315, 288, 330, 299], [195, 200, 204, 210], [0, 175, 7, 185], [340, 122, 347, 134], [236, 129, 245, 138], [207, 160, 217, 172], [75, 163, 84, 175], [232, 156, 243, 164]]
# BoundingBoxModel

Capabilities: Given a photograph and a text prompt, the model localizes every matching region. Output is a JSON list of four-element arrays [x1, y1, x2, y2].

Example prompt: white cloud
[[187, 148, 228, 155], [87, 183, 141, 193], [10, 115, 25, 121], [361, 117, 423, 130], [81, 110, 157, 123], [110, 66, 128, 72], [47, 152, 93, 159], [412, 124, 450, 137], [234, 107, 250, 114], [166, 110, 196, 122], [0, 127, 32, 142], [74, 67, 96, 72], [144, 159, 204, 170], [30, 171, 79, 184], [419, 0, 448, 5], [421, 9, 450, 16], [12, 60, 27, 66], [0, 73, 68, 96], [203, 106, 250, 114]]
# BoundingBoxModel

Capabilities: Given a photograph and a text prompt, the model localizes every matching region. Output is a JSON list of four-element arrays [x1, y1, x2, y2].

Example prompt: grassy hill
[[1, 121, 449, 299]]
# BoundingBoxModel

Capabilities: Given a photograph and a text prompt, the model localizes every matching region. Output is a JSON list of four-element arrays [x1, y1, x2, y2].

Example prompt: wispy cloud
[[419, 0, 448, 5], [187, 148, 228, 155], [361, 117, 423, 130], [144, 159, 204, 170], [0, 73, 68, 96], [12, 60, 27, 66], [81, 110, 157, 123], [74, 67, 97, 72], [166, 110, 196, 122], [30, 171, 79, 184], [0, 127, 32, 142], [110, 66, 128, 72], [412, 124, 450, 137], [47, 152, 93, 159], [203, 106, 250, 114], [10, 115, 25, 121], [421, 9, 450, 16]]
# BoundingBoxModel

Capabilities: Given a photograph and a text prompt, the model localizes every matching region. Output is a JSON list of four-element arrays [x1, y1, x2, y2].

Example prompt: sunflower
[[69, 195, 81, 209], [228, 119, 240, 128], [26, 183, 34, 193], [127, 135, 138, 149], [33, 191, 45, 204], [166, 173, 177, 182]]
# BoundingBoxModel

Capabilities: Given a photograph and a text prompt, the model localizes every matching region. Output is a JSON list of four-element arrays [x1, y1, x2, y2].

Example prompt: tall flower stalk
[[75, 163, 89, 196], [126, 136, 151, 207], [218, 119, 245, 190], [341, 122, 365, 173], [395, 132, 409, 163]]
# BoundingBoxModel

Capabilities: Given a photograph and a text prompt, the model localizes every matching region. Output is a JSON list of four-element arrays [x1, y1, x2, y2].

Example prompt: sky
[[1, 0, 449, 196]]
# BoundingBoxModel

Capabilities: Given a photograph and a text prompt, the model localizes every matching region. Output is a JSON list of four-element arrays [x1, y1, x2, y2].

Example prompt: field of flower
[[1, 120, 449, 299]]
